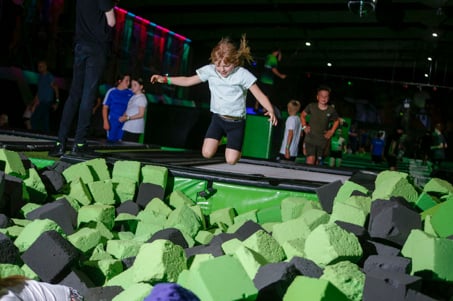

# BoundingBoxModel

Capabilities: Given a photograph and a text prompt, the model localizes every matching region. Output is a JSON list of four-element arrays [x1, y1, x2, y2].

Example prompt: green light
[[347, 81, 352, 86]]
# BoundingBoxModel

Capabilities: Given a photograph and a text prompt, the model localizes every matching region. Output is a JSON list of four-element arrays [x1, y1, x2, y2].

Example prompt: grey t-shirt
[[303, 102, 339, 147]]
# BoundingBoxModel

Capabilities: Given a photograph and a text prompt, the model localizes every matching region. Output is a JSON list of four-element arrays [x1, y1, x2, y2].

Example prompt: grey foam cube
[[254, 261, 301, 301], [26, 198, 77, 235], [0, 232, 20, 264], [21, 230, 80, 283]]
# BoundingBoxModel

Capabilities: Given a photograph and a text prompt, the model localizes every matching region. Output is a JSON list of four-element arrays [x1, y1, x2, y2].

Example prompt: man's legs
[[73, 44, 107, 146]]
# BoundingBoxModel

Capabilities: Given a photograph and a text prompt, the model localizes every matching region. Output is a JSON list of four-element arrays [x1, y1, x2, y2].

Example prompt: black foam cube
[[363, 255, 411, 275], [0, 232, 20, 264], [363, 270, 422, 301], [21, 230, 80, 283], [2, 174, 25, 218], [26, 198, 77, 235], [288, 256, 324, 278], [368, 198, 422, 246], [234, 220, 266, 241], [148, 228, 188, 249], [315, 179, 343, 214], [41, 169, 66, 194], [135, 182, 165, 208], [254, 262, 301, 301], [84, 286, 124, 301], [58, 268, 95, 296], [116, 200, 140, 216]]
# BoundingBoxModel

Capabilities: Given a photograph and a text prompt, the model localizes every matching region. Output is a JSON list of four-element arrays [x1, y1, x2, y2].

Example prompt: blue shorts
[[205, 114, 245, 151]]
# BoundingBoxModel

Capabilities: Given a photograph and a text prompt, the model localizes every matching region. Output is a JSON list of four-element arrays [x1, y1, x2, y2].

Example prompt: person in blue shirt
[[370, 130, 385, 164], [102, 73, 133, 143], [30, 59, 60, 132], [151, 35, 277, 165]]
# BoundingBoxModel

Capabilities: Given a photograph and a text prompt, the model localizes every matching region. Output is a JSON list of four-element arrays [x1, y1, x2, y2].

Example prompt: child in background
[[300, 85, 340, 165], [119, 77, 148, 143], [102, 73, 133, 143], [278, 100, 302, 161], [150, 34, 277, 165], [329, 128, 346, 167], [370, 130, 385, 164]]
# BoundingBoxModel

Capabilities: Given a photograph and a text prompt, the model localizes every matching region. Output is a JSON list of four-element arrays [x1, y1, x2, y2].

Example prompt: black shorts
[[205, 114, 245, 151]]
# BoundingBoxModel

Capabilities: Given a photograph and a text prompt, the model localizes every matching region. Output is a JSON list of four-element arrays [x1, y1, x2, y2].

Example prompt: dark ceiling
[[120, 0, 453, 86]]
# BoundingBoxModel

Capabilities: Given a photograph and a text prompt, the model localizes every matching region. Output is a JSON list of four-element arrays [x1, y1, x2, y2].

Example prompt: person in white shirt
[[119, 77, 148, 142], [278, 100, 302, 161], [0, 275, 83, 301], [150, 34, 277, 165]]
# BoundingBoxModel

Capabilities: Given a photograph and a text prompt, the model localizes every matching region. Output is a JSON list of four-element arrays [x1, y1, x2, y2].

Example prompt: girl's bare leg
[[225, 147, 241, 165], [202, 138, 219, 159]]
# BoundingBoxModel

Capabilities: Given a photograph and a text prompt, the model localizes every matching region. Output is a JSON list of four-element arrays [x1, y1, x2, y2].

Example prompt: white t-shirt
[[279, 115, 302, 157], [122, 93, 148, 134], [0, 280, 71, 301], [196, 64, 256, 118]]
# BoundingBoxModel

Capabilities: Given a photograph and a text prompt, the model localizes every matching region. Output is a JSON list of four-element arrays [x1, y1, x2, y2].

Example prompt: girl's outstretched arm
[[249, 83, 278, 126], [150, 74, 202, 87]]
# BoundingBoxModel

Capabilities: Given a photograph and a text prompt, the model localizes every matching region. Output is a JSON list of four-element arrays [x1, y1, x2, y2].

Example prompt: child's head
[[116, 73, 131, 89], [131, 77, 144, 94], [316, 85, 331, 104], [210, 34, 253, 77], [287, 100, 301, 115]]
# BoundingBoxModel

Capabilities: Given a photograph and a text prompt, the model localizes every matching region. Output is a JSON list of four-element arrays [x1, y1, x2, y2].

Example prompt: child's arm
[[248, 83, 277, 126], [285, 129, 294, 159], [324, 119, 340, 139], [150, 74, 202, 87]]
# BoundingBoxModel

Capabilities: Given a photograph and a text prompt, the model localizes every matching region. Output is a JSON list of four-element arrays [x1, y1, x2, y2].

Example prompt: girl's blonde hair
[[210, 34, 253, 67]]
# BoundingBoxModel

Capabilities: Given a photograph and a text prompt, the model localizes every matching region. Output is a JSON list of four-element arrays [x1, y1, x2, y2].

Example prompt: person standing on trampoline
[[150, 35, 278, 165], [300, 85, 340, 165]]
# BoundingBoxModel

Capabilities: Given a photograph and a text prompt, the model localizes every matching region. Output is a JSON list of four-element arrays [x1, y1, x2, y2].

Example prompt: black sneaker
[[48, 142, 66, 157], [71, 143, 95, 156]]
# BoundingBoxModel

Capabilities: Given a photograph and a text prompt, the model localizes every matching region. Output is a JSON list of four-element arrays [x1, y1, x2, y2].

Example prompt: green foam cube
[[77, 204, 115, 230], [63, 162, 95, 184], [401, 229, 453, 281], [88, 180, 116, 205], [0, 149, 26, 178], [106, 239, 143, 260], [112, 160, 141, 184], [24, 168, 47, 204], [372, 170, 419, 203], [132, 239, 187, 283], [165, 205, 202, 237], [304, 223, 362, 267], [178, 255, 257, 301], [141, 164, 168, 187], [243, 229, 286, 263], [112, 282, 152, 301], [68, 227, 103, 253], [14, 218, 63, 252], [320, 261, 365, 301], [283, 275, 349, 301]]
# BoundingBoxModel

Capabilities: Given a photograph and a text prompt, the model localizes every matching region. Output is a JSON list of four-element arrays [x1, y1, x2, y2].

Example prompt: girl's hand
[[265, 111, 278, 126], [150, 75, 166, 84]]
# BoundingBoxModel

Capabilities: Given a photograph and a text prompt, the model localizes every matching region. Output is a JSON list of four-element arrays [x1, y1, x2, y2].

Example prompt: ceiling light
[[348, 0, 375, 18], [305, 42, 311, 47], [427, 57, 432, 61], [424, 73, 429, 78], [327, 62, 332, 67], [432, 32, 438, 38]]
